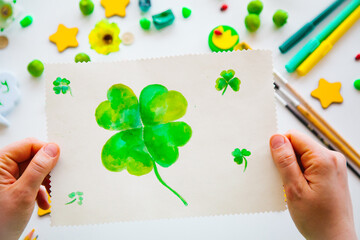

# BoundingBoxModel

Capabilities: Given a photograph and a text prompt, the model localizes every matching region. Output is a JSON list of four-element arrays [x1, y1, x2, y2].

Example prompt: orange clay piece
[[311, 78, 343, 109], [101, 0, 130, 18], [49, 24, 79, 52]]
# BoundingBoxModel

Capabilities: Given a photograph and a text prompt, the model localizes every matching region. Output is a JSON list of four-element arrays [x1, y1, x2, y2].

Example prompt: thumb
[[270, 134, 306, 188], [17, 143, 60, 195]]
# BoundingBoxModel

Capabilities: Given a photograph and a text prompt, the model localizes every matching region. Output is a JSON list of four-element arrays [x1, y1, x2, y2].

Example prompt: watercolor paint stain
[[65, 191, 84, 205], [215, 69, 241, 95], [232, 148, 251, 172], [53, 77, 72, 95]]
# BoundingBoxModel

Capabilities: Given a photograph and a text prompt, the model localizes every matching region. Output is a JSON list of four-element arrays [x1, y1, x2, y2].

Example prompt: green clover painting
[[95, 84, 192, 205]]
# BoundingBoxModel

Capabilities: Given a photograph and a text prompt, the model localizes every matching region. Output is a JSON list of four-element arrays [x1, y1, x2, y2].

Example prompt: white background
[[0, 0, 359, 239]]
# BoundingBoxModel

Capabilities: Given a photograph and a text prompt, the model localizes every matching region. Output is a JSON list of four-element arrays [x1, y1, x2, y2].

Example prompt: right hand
[[269, 130, 357, 240]]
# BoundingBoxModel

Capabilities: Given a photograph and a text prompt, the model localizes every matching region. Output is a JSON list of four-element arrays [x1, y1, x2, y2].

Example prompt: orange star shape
[[49, 24, 79, 52], [101, 0, 130, 18], [311, 78, 343, 109]]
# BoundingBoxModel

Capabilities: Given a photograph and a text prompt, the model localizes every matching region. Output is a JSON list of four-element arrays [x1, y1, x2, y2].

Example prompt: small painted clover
[[0, 81, 9, 93], [53, 77, 72, 95], [65, 191, 84, 205], [232, 148, 251, 172], [215, 69, 241, 95], [95, 84, 192, 206]]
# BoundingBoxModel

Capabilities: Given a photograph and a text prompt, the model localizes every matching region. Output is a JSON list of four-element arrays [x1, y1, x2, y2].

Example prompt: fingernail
[[44, 143, 59, 157], [271, 135, 285, 149]]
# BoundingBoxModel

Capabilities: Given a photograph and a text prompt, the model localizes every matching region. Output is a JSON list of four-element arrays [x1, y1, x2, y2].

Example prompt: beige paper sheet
[[46, 51, 285, 226]]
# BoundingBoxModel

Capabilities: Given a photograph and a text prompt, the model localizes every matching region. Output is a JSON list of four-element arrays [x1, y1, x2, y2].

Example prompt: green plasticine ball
[[245, 14, 260, 32], [354, 79, 360, 90], [20, 15, 33, 28], [27, 59, 44, 77], [140, 17, 151, 30], [273, 9, 288, 27], [75, 53, 91, 63], [247, 0, 263, 15], [182, 7, 192, 19], [79, 0, 94, 16]]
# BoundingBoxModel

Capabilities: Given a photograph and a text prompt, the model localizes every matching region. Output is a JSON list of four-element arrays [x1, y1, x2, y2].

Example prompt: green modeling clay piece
[[232, 148, 251, 172], [152, 9, 175, 30], [139, 17, 151, 30], [20, 15, 33, 28], [182, 7, 192, 18], [75, 52, 91, 63], [354, 79, 360, 90], [208, 25, 239, 52], [245, 14, 260, 32], [247, 0, 263, 15], [96, 84, 192, 206], [273, 9, 288, 27], [79, 0, 94, 15], [27, 59, 44, 77]]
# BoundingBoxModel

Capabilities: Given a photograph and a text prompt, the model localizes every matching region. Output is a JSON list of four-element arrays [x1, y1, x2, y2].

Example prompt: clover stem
[[152, 160, 188, 206], [222, 84, 228, 95], [243, 157, 248, 172]]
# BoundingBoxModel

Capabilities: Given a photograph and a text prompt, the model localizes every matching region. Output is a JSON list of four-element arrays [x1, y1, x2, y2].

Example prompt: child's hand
[[0, 138, 60, 240], [270, 130, 357, 240]]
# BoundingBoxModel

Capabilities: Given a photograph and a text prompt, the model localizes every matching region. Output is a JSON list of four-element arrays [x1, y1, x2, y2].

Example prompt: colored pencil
[[24, 229, 34, 240], [285, 0, 360, 73], [297, 6, 360, 75], [279, 0, 346, 54]]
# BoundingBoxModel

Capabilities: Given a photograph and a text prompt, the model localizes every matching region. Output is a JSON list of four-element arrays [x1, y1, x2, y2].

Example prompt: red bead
[[220, 4, 228, 11], [214, 29, 222, 35], [356, 54, 360, 61]]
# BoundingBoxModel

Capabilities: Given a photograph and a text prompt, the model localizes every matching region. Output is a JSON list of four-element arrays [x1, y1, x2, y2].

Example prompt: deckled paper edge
[[45, 50, 287, 226]]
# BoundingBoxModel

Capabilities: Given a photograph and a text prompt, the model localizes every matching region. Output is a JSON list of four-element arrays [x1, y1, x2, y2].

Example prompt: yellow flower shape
[[89, 19, 121, 55]]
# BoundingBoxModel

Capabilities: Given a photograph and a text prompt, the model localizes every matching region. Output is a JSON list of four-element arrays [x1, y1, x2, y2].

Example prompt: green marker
[[279, 0, 345, 53], [285, 0, 360, 73]]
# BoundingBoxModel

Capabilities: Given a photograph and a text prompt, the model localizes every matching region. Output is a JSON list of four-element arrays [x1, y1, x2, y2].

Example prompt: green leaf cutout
[[96, 84, 192, 206]]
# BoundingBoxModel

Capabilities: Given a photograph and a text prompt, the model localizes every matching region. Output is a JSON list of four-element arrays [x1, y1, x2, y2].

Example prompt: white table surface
[[0, 0, 359, 239]]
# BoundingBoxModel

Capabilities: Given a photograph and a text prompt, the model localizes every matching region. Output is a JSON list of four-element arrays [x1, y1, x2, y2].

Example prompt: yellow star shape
[[101, 0, 130, 18], [311, 78, 343, 109], [49, 24, 79, 52]]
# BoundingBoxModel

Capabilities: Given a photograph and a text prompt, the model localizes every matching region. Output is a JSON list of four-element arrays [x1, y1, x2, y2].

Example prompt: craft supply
[[0, 0, 14, 31], [23, 229, 34, 240], [279, 0, 346, 54], [0, 72, 20, 127], [234, 41, 252, 51], [245, 14, 260, 32], [311, 78, 343, 108], [20, 15, 32, 28], [274, 90, 360, 179], [139, 0, 151, 12], [101, 0, 129, 17], [285, 0, 360, 73], [89, 19, 121, 55], [27, 59, 44, 77], [75, 53, 91, 63], [247, 0, 263, 15], [220, 4, 228, 11], [273, 9, 288, 27], [0, 35, 8, 49], [121, 32, 134, 45], [79, 0, 94, 15], [49, 24, 79, 52], [182, 7, 191, 19], [354, 79, 360, 90], [208, 25, 239, 52], [152, 9, 175, 29], [356, 53, 360, 60], [37, 188, 51, 216], [297, 6, 360, 76], [274, 71, 360, 165], [139, 17, 151, 30]]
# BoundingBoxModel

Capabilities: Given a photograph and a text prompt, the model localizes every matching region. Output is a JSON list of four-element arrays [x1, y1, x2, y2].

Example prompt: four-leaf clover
[[215, 69, 241, 95], [232, 148, 251, 172], [53, 77, 72, 95], [95, 84, 192, 206]]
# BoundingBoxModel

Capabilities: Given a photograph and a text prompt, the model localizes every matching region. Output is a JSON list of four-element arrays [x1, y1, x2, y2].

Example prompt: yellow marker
[[311, 78, 343, 108], [49, 24, 79, 52], [297, 6, 360, 76], [101, 0, 130, 18]]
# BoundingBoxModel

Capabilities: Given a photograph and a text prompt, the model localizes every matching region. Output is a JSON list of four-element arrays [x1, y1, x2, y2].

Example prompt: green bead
[[354, 79, 360, 90], [20, 15, 33, 28], [139, 17, 151, 30], [273, 9, 288, 27], [247, 0, 263, 15], [27, 60, 44, 77], [182, 7, 191, 19], [79, 0, 94, 16], [245, 14, 260, 32], [75, 53, 91, 63]]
